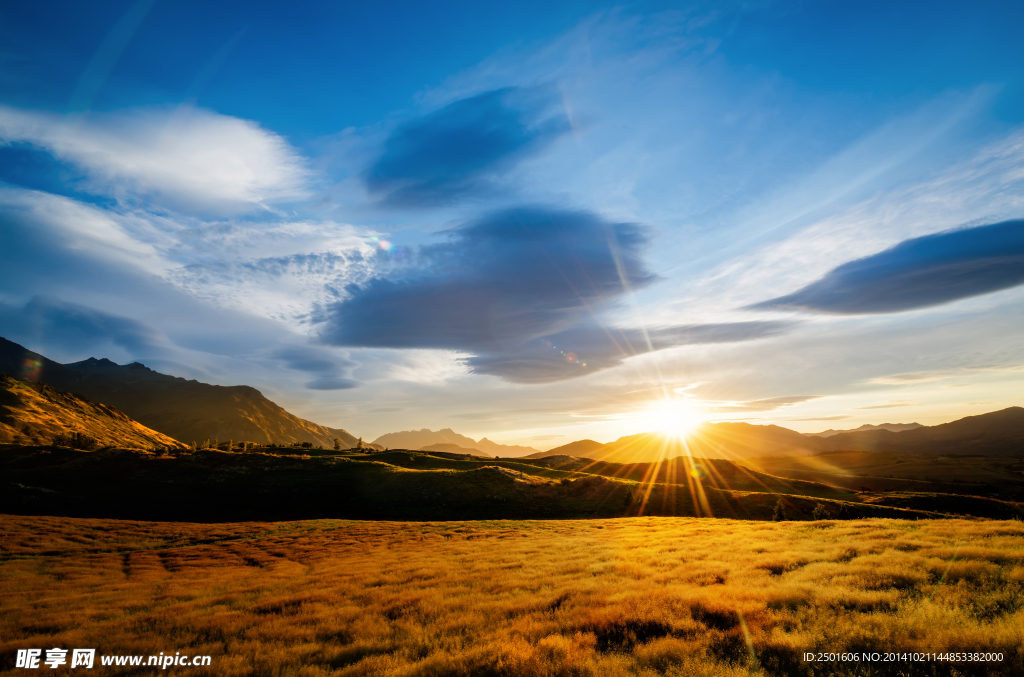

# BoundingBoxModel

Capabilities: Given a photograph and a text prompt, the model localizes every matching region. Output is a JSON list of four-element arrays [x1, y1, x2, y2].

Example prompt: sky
[[1, 0, 1023, 449]]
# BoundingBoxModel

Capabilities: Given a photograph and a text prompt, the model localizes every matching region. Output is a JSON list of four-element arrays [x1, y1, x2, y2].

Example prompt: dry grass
[[1, 515, 1022, 676]]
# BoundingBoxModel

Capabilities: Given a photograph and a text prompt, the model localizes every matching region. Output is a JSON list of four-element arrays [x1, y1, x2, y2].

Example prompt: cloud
[[464, 319, 792, 383], [788, 415, 851, 421], [0, 296, 165, 358], [322, 206, 794, 382], [305, 376, 358, 390], [856, 401, 917, 410], [365, 87, 570, 206], [748, 219, 1024, 314], [0, 104, 310, 215], [272, 345, 358, 390]]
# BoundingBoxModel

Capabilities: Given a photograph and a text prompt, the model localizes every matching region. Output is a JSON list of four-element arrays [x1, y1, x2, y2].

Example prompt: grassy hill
[[0, 374, 185, 449], [531, 408, 1024, 465], [373, 427, 538, 456], [4, 443, 988, 522], [526, 439, 603, 458], [743, 450, 1024, 501], [568, 423, 819, 464], [418, 442, 492, 456], [817, 407, 1024, 456], [0, 336, 365, 448]]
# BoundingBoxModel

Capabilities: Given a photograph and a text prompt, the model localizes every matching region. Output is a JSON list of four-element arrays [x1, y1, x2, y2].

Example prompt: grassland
[[3, 445, 975, 522], [2, 515, 1022, 676], [742, 452, 1024, 501]]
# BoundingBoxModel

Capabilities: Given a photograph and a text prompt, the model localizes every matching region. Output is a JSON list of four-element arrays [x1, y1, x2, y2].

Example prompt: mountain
[[580, 422, 819, 464], [0, 336, 364, 448], [525, 439, 604, 459], [806, 422, 923, 437], [418, 442, 492, 457], [0, 374, 184, 449], [817, 407, 1024, 456], [372, 428, 538, 457]]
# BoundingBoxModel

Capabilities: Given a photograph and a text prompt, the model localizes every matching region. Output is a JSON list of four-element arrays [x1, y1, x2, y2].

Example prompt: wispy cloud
[[856, 401, 918, 410], [0, 104, 310, 215]]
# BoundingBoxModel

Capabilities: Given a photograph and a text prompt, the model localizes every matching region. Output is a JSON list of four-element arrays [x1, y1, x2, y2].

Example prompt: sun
[[646, 400, 704, 439]]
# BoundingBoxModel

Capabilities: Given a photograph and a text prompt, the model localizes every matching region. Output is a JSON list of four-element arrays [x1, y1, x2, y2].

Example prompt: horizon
[[2, 1, 1024, 449], [6, 331, 1014, 452]]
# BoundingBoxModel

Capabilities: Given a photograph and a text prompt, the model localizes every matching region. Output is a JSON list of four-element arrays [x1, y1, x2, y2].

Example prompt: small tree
[[227, 439, 233, 451], [772, 498, 787, 522], [811, 503, 831, 520], [52, 432, 98, 450], [357, 437, 364, 450], [333, 438, 340, 451]]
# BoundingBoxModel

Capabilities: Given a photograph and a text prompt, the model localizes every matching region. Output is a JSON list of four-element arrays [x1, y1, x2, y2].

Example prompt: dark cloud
[[365, 87, 570, 206], [305, 376, 358, 390], [272, 345, 358, 390], [0, 296, 163, 357], [749, 220, 1024, 314], [322, 206, 795, 383]]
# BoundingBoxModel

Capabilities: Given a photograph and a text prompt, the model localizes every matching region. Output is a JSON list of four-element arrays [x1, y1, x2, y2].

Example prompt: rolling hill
[[806, 422, 922, 437], [532, 408, 1024, 464], [0, 336, 364, 448], [817, 407, 1024, 456], [526, 439, 603, 458], [373, 428, 538, 456], [418, 442, 492, 456], [0, 374, 185, 449], [563, 423, 819, 464]]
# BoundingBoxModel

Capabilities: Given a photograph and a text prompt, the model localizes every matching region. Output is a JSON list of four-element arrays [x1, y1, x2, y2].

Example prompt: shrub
[[51, 432, 98, 450], [772, 498, 787, 522], [811, 503, 831, 520]]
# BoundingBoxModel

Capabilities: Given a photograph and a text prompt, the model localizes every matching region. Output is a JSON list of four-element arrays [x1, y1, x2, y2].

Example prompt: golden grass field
[[2, 515, 1023, 676]]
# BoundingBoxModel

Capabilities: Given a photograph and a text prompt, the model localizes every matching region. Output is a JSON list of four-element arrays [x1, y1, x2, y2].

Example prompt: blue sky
[[2, 0, 1023, 448]]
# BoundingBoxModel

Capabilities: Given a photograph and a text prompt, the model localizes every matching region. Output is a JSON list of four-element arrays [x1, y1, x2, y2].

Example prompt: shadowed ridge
[[0, 336, 364, 448], [0, 373, 185, 448], [818, 406, 1024, 456]]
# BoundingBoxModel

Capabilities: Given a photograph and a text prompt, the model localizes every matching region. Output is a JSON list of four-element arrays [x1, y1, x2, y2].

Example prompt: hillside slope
[[526, 439, 604, 458], [0, 337, 362, 448], [582, 423, 819, 464], [0, 374, 185, 449], [818, 407, 1024, 456], [806, 422, 922, 437], [373, 428, 537, 456], [418, 442, 492, 457]]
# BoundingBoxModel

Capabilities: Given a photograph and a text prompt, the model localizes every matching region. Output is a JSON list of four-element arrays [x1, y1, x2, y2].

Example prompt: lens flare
[[21, 355, 43, 381], [689, 464, 706, 480]]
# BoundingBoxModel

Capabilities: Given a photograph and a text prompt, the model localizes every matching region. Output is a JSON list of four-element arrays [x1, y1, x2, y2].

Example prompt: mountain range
[[525, 409, 1024, 463], [372, 428, 538, 457], [3, 335, 1021, 462], [0, 337, 365, 448], [805, 422, 923, 437]]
